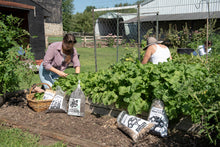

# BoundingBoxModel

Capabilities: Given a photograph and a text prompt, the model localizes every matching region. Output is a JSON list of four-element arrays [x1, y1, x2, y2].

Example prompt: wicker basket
[[26, 83, 54, 112]]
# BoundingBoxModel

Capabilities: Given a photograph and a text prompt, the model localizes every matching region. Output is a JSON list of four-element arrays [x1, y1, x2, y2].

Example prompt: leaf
[[118, 86, 130, 95]]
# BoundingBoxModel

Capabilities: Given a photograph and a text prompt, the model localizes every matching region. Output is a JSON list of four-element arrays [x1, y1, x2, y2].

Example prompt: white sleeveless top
[[149, 44, 171, 64]]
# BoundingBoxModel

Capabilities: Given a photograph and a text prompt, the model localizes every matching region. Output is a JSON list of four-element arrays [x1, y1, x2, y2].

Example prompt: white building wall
[[44, 22, 63, 48], [140, 0, 220, 16]]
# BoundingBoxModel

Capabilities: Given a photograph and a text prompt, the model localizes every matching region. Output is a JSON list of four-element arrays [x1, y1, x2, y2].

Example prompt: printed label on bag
[[43, 91, 55, 100], [148, 106, 168, 137], [49, 95, 63, 109], [68, 98, 81, 116], [121, 113, 149, 135], [149, 107, 163, 118]]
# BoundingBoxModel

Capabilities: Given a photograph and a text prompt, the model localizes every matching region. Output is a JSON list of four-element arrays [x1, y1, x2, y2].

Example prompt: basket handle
[[29, 83, 52, 95]]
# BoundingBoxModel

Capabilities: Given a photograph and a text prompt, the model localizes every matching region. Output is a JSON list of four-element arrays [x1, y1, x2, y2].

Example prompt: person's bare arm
[[49, 67, 68, 77], [141, 46, 153, 64], [75, 66, 80, 73], [170, 55, 172, 60]]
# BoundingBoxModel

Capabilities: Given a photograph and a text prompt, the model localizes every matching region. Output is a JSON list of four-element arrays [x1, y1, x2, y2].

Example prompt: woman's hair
[[62, 34, 77, 64], [63, 33, 77, 44]]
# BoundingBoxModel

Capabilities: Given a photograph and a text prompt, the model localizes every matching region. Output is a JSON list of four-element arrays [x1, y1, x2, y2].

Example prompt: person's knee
[[43, 82, 52, 89]]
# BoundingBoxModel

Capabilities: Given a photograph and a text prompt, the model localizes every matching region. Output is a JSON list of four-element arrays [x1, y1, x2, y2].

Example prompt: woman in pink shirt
[[39, 34, 80, 89]]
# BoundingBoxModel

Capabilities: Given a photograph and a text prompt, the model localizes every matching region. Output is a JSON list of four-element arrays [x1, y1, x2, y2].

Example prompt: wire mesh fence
[[87, 0, 220, 71], [92, 5, 160, 71]]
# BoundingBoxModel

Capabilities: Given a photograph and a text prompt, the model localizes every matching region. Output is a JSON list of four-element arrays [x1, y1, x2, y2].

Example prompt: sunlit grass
[[0, 123, 67, 147]]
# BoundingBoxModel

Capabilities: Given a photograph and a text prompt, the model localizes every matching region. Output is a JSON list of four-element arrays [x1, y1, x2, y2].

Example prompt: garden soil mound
[[0, 93, 214, 147]]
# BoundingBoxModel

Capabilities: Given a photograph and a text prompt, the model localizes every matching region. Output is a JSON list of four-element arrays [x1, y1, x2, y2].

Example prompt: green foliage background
[[0, 14, 35, 95]]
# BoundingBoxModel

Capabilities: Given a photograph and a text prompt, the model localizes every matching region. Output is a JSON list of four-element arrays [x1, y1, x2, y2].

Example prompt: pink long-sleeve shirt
[[43, 42, 80, 71]]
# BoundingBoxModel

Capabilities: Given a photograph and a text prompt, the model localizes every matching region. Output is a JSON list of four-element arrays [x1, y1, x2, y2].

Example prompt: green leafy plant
[[54, 52, 219, 145], [34, 93, 44, 100], [126, 39, 136, 47], [166, 23, 191, 49], [166, 19, 218, 50], [0, 14, 35, 95], [105, 33, 116, 47]]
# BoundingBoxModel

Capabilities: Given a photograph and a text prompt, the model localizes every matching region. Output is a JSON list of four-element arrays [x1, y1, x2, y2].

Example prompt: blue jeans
[[39, 62, 59, 89]]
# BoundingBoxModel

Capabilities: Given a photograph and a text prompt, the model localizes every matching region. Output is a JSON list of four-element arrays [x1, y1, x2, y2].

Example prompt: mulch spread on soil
[[0, 93, 214, 147]]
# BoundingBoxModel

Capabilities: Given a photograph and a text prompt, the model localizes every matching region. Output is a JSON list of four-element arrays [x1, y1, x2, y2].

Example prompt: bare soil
[[0, 93, 215, 147]]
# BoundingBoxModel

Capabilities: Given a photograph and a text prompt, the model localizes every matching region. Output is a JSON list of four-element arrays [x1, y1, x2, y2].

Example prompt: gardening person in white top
[[141, 37, 172, 64], [198, 40, 212, 56]]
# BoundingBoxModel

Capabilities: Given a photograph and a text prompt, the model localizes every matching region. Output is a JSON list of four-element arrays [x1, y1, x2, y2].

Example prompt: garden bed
[[0, 92, 214, 147]]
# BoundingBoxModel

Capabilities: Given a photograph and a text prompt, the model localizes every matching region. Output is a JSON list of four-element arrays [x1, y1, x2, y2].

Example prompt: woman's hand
[[49, 67, 68, 77], [57, 71, 68, 77], [75, 66, 80, 73]]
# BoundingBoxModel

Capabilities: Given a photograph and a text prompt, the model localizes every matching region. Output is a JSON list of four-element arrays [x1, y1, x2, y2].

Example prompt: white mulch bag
[[117, 111, 155, 142], [43, 89, 56, 100], [47, 86, 68, 113], [67, 80, 85, 117], [148, 99, 168, 137]]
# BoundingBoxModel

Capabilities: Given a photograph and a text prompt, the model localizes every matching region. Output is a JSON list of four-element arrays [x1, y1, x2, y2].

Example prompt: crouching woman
[[39, 33, 80, 89]]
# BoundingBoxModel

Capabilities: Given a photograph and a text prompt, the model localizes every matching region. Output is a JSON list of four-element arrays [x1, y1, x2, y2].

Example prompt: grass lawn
[[66, 46, 134, 73], [0, 124, 66, 147]]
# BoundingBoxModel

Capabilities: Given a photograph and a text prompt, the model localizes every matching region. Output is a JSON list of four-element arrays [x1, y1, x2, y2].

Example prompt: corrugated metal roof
[[140, 0, 220, 15], [123, 11, 220, 23], [99, 12, 136, 21]]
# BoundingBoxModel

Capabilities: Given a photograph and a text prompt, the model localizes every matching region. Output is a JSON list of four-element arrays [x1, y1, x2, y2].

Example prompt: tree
[[70, 1, 144, 33], [84, 6, 96, 13], [62, 0, 74, 32], [72, 12, 93, 34]]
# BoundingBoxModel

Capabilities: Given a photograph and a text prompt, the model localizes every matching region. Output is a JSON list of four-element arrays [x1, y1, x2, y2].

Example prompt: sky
[[73, 0, 139, 14]]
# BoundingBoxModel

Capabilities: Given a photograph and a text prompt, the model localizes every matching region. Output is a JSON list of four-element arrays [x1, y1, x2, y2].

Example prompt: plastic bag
[[148, 99, 168, 137], [43, 89, 55, 100], [47, 86, 68, 113], [68, 80, 85, 117], [117, 111, 154, 142]]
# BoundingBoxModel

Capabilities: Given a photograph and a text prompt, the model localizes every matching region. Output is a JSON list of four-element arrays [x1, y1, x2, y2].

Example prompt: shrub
[[0, 14, 35, 95]]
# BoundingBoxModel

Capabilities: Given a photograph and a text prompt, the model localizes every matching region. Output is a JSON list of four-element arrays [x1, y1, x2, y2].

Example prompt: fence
[[92, 5, 162, 71], [81, 35, 123, 48], [90, 0, 219, 71]]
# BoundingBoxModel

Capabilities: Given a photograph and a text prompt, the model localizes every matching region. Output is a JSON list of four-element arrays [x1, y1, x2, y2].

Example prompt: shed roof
[[0, 0, 51, 17], [0, 0, 35, 10], [123, 11, 220, 23], [98, 12, 137, 22]]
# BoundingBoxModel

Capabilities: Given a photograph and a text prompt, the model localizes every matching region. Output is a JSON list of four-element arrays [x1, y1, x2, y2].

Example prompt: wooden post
[[93, 9, 98, 72], [137, 4, 141, 61], [206, 18, 208, 62], [45, 36, 48, 49], [84, 36, 86, 47]]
